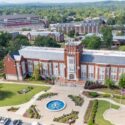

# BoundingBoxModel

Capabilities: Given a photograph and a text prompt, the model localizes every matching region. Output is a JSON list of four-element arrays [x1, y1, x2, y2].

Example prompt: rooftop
[[0, 14, 39, 20]]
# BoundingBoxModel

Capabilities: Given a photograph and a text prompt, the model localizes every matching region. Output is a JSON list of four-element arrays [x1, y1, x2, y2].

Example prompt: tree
[[100, 26, 113, 49], [118, 73, 125, 89], [8, 35, 30, 52], [34, 36, 60, 48], [32, 64, 41, 81], [68, 30, 75, 38], [0, 32, 12, 47], [82, 35, 102, 49], [105, 78, 115, 89]]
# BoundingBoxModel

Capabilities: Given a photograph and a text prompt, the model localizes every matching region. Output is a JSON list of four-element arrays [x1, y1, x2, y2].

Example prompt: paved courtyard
[[0, 81, 125, 125]]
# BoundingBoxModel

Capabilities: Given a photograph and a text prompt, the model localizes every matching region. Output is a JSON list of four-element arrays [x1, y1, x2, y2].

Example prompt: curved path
[[0, 79, 125, 125]]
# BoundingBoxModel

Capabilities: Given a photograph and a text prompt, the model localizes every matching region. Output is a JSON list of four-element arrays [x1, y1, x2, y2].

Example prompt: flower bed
[[68, 95, 84, 106], [83, 91, 100, 98], [37, 92, 58, 100], [24, 105, 40, 119], [7, 107, 19, 112], [84, 81, 107, 89], [88, 100, 98, 125], [53, 111, 79, 123], [17, 86, 34, 94]]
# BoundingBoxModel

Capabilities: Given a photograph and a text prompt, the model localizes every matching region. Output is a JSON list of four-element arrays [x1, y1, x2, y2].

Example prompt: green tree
[[100, 26, 113, 49], [118, 73, 125, 89], [32, 64, 41, 81], [82, 35, 101, 49], [8, 35, 30, 52], [105, 78, 115, 89], [68, 30, 75, 38], [34, 36, 60, 48], [0, 32, 12, 47]]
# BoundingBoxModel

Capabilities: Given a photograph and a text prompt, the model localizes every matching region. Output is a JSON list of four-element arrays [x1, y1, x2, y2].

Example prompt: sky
[[0, 0, 121, 4]]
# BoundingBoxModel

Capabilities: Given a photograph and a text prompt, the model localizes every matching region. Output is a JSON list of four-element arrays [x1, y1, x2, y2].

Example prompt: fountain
[[46, 100, 66, 111]]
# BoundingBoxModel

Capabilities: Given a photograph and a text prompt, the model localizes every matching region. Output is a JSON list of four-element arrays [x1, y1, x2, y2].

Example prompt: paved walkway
[[1, 80, 125, 125], [104, 107, 125, 125], [75, 96, 90, 125]]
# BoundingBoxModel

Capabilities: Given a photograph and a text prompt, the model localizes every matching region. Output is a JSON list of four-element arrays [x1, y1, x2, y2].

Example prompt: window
[[68, 56, 75, 73], [42, 63, 48, 76], [81, 65, 87, 79], [53, 63, 59, 77], [111, 67, 117, 81], [21, 61, 26, 75], [59, 63, 64, 77], [27, 60, 33, 74], [99, 67, 105, 81], [118, 68, 125, 78], [88, 65, 94, 80]]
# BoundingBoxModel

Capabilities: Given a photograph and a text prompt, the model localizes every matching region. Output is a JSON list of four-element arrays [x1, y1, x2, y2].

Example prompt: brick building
[[54, 18, 105, 35], [21, 31, 64, 42], [0, 14, 48, 27], [3, 41, 125, 84]]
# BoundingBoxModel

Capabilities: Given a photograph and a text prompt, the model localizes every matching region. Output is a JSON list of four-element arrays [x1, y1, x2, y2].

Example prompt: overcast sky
[[0, 0, 122, 4]]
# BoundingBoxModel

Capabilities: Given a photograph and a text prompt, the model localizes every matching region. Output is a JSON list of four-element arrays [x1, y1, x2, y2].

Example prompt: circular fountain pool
[[46, 100, 66, 111]]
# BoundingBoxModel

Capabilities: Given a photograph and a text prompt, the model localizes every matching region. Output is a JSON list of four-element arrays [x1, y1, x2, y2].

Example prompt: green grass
[[95, 100, 120, 125], [119, 45, 125, 51], [0, 83, 50, 106], [95, 88, 121, 95]]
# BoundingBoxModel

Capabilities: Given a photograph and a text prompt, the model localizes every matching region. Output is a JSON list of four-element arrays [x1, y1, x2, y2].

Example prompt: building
[[0, 14, 48, 28], [20, 31, 64, 42], [4, 41, 125, 84], [54, 18, 105, 35]]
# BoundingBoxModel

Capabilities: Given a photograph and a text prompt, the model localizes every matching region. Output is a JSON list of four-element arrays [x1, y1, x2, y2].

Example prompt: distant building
[[20, 31, 64, 42], [54, 18, 105, 35], [4, 40, 125, 84], [0, 14, 48, 28]]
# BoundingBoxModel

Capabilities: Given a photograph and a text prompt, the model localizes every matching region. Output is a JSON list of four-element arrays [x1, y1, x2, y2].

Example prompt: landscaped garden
[[68, 95, 84, 106], [84, 100, 119, 125], [83, 91, 125, 104], [53, 111, 79, 124], [24, 105, 41, 119], [0, 83, 50, 106]]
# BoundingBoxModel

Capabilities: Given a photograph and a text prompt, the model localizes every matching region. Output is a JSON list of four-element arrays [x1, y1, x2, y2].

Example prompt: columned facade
[[3, 42, 125, 84]]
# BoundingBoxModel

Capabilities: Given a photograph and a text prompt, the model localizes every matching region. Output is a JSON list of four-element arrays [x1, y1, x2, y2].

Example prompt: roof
[[0, 14, 39, 20], [19, 46, 64, 61], [21, 31, 61, 37], [9, 51, 22, 61], [81, 49, 125, 65]]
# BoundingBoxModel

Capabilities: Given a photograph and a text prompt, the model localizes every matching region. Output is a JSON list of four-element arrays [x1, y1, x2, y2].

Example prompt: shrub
[[88, 100, 98, 124], [84, 101, 94, 123], [84, 81, 107, 89], [68, 95, 84, 106], [37, 92, 57, 100], [53, 111, 79, 123], [89, 92, 99, 98], [103, 94, 111, 98]]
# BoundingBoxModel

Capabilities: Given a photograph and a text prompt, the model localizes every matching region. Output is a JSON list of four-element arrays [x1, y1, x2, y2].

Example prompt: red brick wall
[[4, 55, 17, 75]]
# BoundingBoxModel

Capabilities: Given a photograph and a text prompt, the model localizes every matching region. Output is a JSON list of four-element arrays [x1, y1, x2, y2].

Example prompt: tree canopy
[[34, 36, 60, 48], [100, 26, 113, 49], [82, 35, 102, 49], [118, 74, 125, 89], [8, 35, 30, 52]]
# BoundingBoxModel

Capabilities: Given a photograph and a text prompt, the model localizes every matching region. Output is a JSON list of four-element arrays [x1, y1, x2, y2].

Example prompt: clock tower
[[64, 41, 83, 81]]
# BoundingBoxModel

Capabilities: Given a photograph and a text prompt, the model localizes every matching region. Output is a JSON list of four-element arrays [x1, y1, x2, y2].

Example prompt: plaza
[[0, 80, 125, 125]]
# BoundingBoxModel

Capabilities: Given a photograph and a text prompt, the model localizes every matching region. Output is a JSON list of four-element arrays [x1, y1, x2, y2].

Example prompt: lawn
[[95, 88, 121, 95], [95, 100, 119, 125], [0, 83, 50, 106]]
